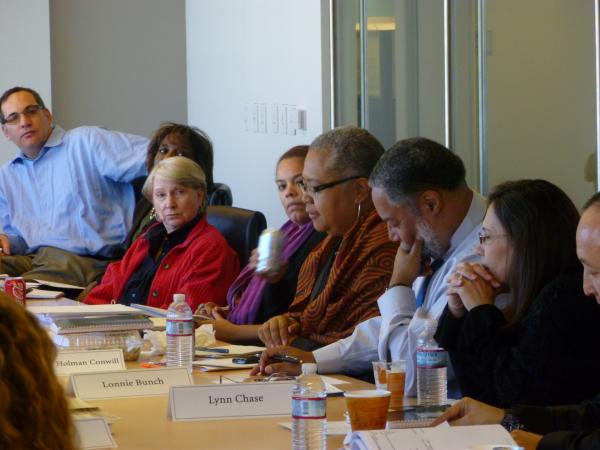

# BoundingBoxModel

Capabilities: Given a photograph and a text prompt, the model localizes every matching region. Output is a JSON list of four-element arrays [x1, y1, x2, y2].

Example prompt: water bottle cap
[[301, 363, 318, 375], [173, 293, 186, 303]]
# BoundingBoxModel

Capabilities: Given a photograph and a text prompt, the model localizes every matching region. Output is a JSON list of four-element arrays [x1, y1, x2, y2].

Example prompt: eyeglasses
[[298, 175, 363, 195], [1, 105, 45, 125], [478, 231, 509, 245]]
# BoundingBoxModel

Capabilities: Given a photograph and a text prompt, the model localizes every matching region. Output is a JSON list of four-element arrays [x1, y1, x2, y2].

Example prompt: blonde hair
[[142, 156, 207, 201], [0, 292, 76, 450]]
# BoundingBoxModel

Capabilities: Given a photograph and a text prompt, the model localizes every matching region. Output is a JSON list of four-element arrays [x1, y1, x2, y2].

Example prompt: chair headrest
[[206, 205, 267, 267]]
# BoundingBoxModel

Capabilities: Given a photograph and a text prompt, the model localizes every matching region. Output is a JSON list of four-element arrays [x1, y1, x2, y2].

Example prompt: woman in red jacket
[[85, 156, 238, 310]]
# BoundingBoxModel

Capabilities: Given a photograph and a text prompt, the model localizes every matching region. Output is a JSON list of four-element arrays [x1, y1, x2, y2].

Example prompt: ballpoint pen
[[196, 347, 230, 354]]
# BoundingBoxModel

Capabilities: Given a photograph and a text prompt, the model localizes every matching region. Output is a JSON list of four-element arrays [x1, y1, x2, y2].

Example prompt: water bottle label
[[166, 319, 194, 336], [417, 349, 447, 369], [291, 397, 326, 419]]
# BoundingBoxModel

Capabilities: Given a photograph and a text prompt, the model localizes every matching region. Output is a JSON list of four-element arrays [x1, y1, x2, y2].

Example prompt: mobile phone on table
[[232, 354, 261, 364]]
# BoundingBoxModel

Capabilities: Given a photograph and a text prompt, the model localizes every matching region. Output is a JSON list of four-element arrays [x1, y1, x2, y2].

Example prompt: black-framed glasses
[[478, 231, 509, 245], [298, 175, 363, 195], [1, 105, 45, 125]]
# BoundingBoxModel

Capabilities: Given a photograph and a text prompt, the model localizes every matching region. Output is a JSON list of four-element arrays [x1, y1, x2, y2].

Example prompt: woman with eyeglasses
[[435, 179, 600, 407], [199, 146, 325, 335], [255, 126, 398, 351]]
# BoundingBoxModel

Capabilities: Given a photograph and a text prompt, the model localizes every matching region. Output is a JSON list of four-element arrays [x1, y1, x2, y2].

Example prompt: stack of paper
[[347, 425, 518, 450]]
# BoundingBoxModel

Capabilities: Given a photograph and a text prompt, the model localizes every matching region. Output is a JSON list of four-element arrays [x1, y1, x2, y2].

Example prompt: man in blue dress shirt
[[0, 86, 148, 286]]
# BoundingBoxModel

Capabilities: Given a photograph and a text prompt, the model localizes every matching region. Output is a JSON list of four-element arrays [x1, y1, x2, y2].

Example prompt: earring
[[356, 202, 362, 220]]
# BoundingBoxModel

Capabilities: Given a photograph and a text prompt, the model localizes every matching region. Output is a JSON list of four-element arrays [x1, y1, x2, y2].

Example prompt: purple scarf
[[227, 220, 315, 324]]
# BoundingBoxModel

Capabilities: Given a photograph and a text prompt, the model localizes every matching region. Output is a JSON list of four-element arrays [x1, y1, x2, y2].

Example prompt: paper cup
[[344, 389, 391, 431]]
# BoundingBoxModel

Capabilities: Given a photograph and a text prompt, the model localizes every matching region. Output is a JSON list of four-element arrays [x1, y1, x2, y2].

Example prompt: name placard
[[55, 349, 125, 375], [72, 367, 193, 400], [73, 417, 117, 449], [167, 382, 294, 421]]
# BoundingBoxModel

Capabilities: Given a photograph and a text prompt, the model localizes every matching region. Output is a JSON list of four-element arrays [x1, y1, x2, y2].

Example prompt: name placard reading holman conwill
[[55, 349, 126, 376], [167, 382, 294, 421], [71, 367, 193, 400]]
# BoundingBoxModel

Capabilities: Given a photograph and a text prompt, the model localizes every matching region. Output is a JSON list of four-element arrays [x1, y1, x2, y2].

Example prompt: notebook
[[49, 314, 154, 334]]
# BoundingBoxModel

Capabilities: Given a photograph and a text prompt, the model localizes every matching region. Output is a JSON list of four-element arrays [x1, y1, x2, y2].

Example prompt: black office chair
[[208, 182, 233, 206], [206, 205, 267, 267]]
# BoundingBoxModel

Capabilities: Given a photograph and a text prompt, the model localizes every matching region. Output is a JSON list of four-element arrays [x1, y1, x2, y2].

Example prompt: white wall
[[50, 0, 187, 138], [186, 0, 330, 226], [485, 0, 596, 207], [0, 0, 51, 163]]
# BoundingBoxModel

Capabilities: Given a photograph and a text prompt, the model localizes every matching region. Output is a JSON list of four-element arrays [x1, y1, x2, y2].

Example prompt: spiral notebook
[[49, 314, 154, 334]]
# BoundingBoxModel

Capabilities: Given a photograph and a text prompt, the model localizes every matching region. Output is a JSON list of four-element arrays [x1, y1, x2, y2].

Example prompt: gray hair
[[142, 156, 207, 202], [310, 125, 384, 177], [370, 137, 466, 206]]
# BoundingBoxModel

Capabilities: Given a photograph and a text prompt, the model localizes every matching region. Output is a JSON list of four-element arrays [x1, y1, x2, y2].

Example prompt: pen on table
[[196, 347, 230, 354], [269, 354, 301, 364]]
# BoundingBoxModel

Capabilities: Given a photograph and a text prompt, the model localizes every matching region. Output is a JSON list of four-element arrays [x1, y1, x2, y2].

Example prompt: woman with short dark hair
[[436, 179, 600, 407]]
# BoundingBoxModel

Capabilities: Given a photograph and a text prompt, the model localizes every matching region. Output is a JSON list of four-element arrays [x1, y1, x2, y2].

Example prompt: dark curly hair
[[0, 291, 75, 449], [146, 123, 214, 192]]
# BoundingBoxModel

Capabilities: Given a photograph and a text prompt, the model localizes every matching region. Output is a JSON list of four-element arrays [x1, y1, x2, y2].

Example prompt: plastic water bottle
[[166, 293, 194, 371], [292, 363, 327, 450], [416, 319, 447, 407]]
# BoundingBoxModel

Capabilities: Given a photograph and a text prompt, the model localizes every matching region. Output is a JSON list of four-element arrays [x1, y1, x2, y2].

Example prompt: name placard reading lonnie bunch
[[167, 382, 294, 421], [55, 349, 126, 376], [71, 367, 193, 400]]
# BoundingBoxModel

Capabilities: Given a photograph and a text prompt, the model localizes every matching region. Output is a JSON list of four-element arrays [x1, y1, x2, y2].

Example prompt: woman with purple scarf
[[200, 146, 325, 342]]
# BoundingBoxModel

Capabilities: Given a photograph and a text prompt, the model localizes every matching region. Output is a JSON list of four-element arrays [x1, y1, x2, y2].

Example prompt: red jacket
[[85, 217, 239, 310]]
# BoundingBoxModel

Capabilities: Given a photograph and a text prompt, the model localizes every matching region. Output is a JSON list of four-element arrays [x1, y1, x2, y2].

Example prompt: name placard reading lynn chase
[[168, 382, 294, 421], [71, 367, 193, 400]]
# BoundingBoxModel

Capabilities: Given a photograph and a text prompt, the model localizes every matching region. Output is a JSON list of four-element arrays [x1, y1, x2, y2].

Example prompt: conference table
[[29, 298, 373, 449], [90, 364, 372, 450]]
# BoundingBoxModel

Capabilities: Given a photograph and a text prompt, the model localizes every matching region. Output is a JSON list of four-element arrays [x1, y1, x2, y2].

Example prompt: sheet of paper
[[348, 424, 517, 450], [195, 344, 265, 358], [34, 279, 84, 289], [27, 304, 141, 317], [27, 288, 64, 299], [193, 357, 255, 370], [319, 375, 350, 385], [280, 420, 351, 436]]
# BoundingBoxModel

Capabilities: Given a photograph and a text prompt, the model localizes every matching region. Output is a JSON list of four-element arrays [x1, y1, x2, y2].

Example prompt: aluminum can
[[256, 228, 284, 275], [4, 277, 26, 306]]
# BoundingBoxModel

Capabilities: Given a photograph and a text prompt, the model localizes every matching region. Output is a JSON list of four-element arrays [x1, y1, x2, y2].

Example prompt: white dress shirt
[[314, 192, 486, 395]]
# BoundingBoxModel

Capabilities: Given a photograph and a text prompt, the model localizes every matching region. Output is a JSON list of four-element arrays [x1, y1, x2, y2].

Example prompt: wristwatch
[[500, 411, 523, 432]]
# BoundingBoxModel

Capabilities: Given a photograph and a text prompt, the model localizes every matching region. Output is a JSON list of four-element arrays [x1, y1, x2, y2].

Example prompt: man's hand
[[0, 234, 11, 255], [431, 397, 504, 426], [250, 345, 315, 376], [389, 239, 424, 287], [511, 430, 543, 450], [257, 315, 300, 347]]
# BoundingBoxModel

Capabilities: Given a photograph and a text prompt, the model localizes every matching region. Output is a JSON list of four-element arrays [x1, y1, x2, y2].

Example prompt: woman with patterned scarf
[[256, 126, 398, 350]]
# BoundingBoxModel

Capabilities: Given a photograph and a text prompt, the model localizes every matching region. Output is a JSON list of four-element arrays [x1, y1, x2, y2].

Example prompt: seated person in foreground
[[216, 126, 398, 350], [126, 122, 216, 246], [254, 138, 484, 395], [0, 291, 75, 449], [435, 180, 600, 407], [0, 86, 147, 286], [85, 156, 239, 310], [202, 145, 325, 338], [431, 193, 600, 450]]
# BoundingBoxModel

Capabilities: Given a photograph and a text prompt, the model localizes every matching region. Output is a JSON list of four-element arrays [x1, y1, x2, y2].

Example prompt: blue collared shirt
[[0, 125, 148, 257]]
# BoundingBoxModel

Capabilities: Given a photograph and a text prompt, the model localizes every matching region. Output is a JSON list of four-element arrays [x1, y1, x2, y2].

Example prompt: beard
[[416, 218, 445, 260]]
